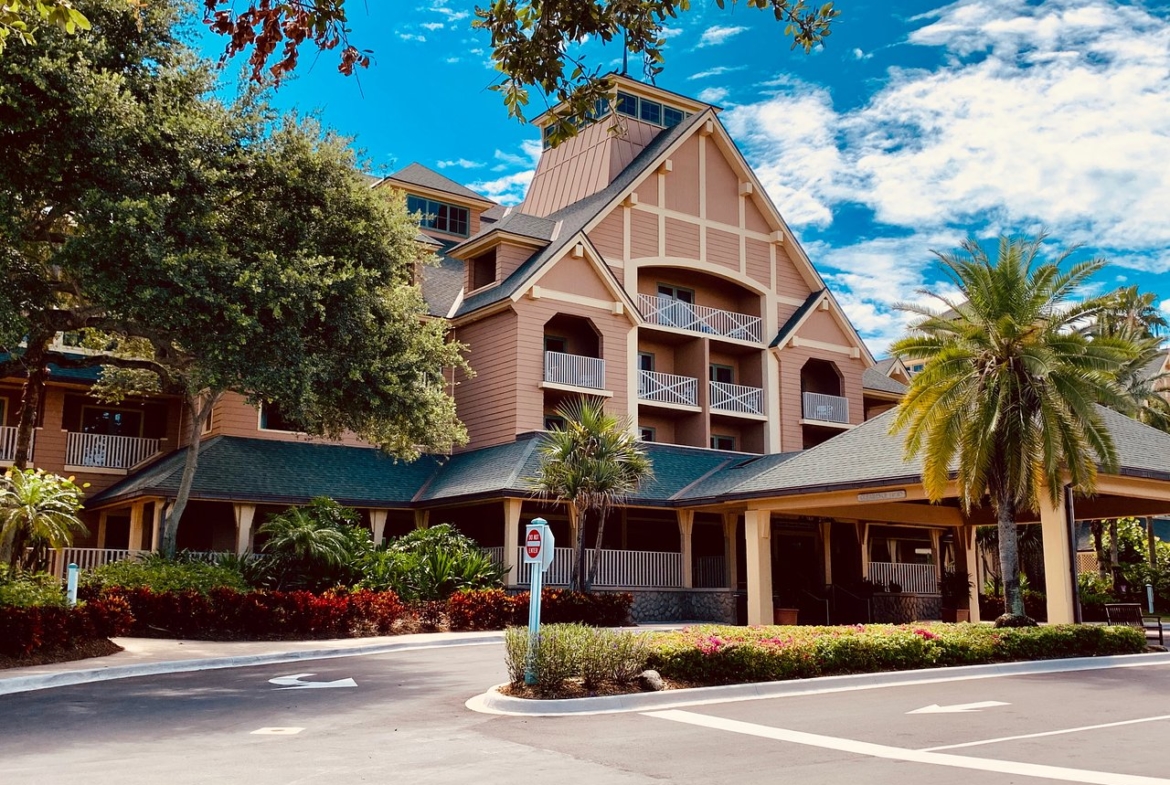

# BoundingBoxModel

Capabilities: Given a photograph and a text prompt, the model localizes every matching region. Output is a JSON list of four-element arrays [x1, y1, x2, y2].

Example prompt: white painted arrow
[[907, 701, 1009, 715], [269, 673, 357, 690]]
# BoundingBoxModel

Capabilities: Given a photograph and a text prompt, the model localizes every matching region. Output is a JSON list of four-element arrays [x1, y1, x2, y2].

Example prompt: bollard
[[66, 563, 79, 606], [1148, 582, 1155, 614]]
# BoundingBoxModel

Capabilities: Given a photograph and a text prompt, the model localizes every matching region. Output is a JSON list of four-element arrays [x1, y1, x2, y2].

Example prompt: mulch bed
[[0, 639, 123, 671], [500, 676, 698, 700]]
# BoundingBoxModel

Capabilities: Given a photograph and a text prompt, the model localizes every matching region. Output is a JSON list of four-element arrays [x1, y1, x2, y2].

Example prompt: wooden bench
[[1105, 603, 1164, 645]]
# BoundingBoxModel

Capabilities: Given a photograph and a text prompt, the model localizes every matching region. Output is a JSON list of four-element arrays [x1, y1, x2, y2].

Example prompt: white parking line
[[644, 709, 1170, 785], [921, 714, 1170, 751]]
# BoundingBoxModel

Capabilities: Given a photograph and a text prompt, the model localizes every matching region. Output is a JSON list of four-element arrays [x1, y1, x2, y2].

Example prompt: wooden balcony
[[0, 426, 28, 463], [802, 391, 850, 424], [543, 351, 606, 391], [65, 432, 161, 471], [637, 293, 763, 343], [710, 381, 764, 416], [638, 370, 699, 408]]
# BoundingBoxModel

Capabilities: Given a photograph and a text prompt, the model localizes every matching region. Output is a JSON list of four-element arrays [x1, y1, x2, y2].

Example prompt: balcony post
[[722, 512, 739, 589], [744, 508, 773, 625], [503, 498, 522, 587], [128, 502, 145, 551], [369, 509, 388, 546], [96, 511, 108, 548], [234, 503, 256, 555], [677, 510, 694, 588]]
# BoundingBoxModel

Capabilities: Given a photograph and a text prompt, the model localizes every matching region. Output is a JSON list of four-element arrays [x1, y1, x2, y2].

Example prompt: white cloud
[[398, 33, 427, 43], [688, 65, 746, 80], [445, 56, 460, 64], [421, 22, 445, 31], [434, 7, 469, 21], [851, 47, 872, 60], [698, 25, 747, 48], [658, 26, 684, 40], [474, 141, 543, 204], [696, 86, 729, 104], [436, 158, 484, 169]]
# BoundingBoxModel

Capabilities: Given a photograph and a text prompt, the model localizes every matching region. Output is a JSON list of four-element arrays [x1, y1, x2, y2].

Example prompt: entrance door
[[772, 532, 820, 606]]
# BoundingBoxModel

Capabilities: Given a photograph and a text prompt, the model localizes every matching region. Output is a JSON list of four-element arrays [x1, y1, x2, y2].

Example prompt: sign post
[[523, 517, 554, 685]]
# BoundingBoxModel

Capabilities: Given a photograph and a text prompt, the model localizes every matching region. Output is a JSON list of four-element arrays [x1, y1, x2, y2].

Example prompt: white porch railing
[[710, 381, 763, 415], [802, 391, 849, 424], [48, 547, 148, 579], [66, 432, 161, 470], [639, 370, 698, 407], [694, 555, 727, 588], [868, 561, 938, 594], [510, 546, 683, 588], [544, 351, 606, 390], [638, 293, 762, 343], [0, 425, 31, 463]]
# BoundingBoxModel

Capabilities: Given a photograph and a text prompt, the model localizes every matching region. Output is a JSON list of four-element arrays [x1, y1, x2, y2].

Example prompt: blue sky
[[200, 0, 1170, 353]]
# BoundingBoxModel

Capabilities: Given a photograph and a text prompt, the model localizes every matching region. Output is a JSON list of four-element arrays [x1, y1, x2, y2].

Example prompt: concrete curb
[[465, 651, 1170, 717], [0, 634, 504, 696]]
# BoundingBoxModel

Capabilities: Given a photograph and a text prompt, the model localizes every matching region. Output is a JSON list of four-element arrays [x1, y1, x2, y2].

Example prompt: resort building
[[5, 75, 1170, 626]]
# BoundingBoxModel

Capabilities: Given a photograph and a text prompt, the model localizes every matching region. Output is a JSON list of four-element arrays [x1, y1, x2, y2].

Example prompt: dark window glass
[[545, 416, 566, 431], [639, 99, 662, 125], [544, 336, 567, 354], [260, 404, 299, 432], [470, 250, 496, 290], [639, 427, 655, 442], [449, 205, 469, 236], [638, 353, 654, 372], [407, 196, 469, 237], [616, 92, 638, 117], [710, 364, 735, 384], [81, 408, 143, 437], [711, 435, 736, 451], [663, 107, 684, 127]]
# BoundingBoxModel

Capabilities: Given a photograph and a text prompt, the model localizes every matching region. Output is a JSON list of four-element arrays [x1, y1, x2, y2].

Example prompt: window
[[638, 98, 662, 125], [612, 91, 688, 129], [663, 106, 684, 127], [616, 91, 638, 117], [259, 403, 300, 432], [639, 426, 656, 442], [544, 415, 566, 431], [470, 249, 496, 290], [656, 284, 694, 303], [544, 336, 567, 354], [638, 353, 655, 372], [406, 194, 470, 237], [81, 406, 143, 437], [711, 435, 736, 451], [710, 364, 735, 385]]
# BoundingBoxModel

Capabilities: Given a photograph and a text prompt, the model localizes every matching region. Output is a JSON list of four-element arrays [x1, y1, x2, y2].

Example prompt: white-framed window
[[406, 194, 469, 237], [639, 426, 656, 442], [711, 434, 736, 451], [544, 415, 566, 431], [258, 403, 301, 433]]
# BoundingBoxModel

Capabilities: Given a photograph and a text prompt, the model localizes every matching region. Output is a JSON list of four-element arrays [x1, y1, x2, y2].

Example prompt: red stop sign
[[526, 528, 543, 560]]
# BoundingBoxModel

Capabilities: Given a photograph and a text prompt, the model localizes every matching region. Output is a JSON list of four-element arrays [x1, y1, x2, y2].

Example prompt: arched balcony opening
[[800, 359, 848, 424]]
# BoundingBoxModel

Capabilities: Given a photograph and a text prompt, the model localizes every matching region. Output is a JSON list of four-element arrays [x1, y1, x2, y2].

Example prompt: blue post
[[524, 518, 548, 686], [66, 563, 79, 606]]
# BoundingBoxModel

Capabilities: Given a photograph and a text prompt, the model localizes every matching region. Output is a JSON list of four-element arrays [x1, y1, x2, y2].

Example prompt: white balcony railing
[[544, 350, 606, 390], [638, 370, 698, 407], [48, 548, 148, 579], [0, 425, 31, 463], [66, 432, 161, 470], [868, 562, 938, 594], [710, 381, 764, 415], [638, 293, 763, 343], [802, 391, 849, 424], [512, 546, 683, 588]]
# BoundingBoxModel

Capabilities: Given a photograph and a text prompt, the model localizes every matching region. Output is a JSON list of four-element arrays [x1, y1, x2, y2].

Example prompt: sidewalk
[[0, 630, 505, 696]]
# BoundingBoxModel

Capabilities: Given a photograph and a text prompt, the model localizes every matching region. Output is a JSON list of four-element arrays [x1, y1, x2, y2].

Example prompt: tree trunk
[[159, 392, 217, 558], [585, 507, 610, 591], [572, 506, 588, 593], [1091, 520, 1107, 579], [1148, 517, 1158, 569], [996, 494, 1024, 617], [1109, 519, 1120, 587]]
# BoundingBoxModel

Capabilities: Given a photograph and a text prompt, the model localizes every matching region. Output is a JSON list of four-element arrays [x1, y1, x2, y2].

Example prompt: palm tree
[[890, 235, 1134, 621], [528, 397, 653, 592], [0, 469, 88, 572], [1086, 285, 1167, 339], [1111, 335, 1170, 433]]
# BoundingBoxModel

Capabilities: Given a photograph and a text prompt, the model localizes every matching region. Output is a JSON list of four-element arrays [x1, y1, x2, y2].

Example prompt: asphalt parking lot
[[2, 643, 1169, 785]]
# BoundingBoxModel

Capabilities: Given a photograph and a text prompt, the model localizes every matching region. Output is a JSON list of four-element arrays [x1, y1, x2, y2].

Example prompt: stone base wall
[[598, 588, 737, 624], [872, 593, 942, 623]]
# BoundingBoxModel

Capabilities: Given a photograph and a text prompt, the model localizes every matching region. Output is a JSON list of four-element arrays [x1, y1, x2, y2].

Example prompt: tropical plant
[[256, 498, 371, 591], [890, 235, 1137, 623], [1085, 286, 1168, 340], [0, 468, 87, 572], [357, 524, 504, 601], [527, 397, 653, 592]]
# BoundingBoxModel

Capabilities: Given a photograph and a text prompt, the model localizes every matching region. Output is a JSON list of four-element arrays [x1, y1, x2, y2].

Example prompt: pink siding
[[538, 253, 614, 302], [629, 210, 659, 259], [588, 210, 625, 265], [210, 393, 370, 447], [745, 239, 771, 290], [705, 228, 739, 273], [774, 245, 810, 300], [495, 242, 536, 283], [664, 136, 700, 216], [705, 147, 740, 227], [664, 218, 700, 259], [454, 310, 520, 449], [744, 197, 771, 234]]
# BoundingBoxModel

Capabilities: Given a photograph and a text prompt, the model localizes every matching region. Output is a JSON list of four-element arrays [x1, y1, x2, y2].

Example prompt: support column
[[678, 510, 694, 588], [1040, 487, 1075, 624], [96, 511, 109, 549], [929, 528, 943, 582], [128, 502, 145, 551], [503, 498, 522, 587], [859, 522, 871, 580], [149, 502, 169, 553], [413, 509, 430, 530], [369, 510, 388, 546], [744, 508, 773, 625], [964, 525, 981, 624], [820, 521, 832, 586], [722, 512, 738, 589], [234, 504, 256, 555]]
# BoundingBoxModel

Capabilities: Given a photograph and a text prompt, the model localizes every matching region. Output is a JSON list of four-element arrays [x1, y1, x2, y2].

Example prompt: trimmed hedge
[[446, 588, 633, 630], [645, 623, 1148, 685], [98, 587, 406, 640], [0, 597, 134, 658]]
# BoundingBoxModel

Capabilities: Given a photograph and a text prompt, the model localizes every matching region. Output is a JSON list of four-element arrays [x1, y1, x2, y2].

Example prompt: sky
[[199, 0, 1170, 354]]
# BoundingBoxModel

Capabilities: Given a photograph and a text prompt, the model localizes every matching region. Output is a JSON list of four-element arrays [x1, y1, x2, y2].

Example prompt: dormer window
[[407, 194, 469, 237], [470, 249, 497, 291]]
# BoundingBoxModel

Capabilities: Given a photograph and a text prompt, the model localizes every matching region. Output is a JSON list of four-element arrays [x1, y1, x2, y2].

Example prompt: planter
[[773, 607, 799, 625], [941, 607, 970, 623]]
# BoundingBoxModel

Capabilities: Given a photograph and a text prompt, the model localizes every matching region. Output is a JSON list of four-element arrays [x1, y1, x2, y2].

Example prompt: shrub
[[503, 626, 530, 685], [358, 524, 504, 601], [502, 623, 651, 694], [0, 468, 87, 572], [0, 596, 134, 658], [531, 623, 586, 694], [446, 589, 633, 631], [447, 588, 525, 630], [0, 568, 66, 607], [257, 498, 372, 592], [81, 555, 249, 596]]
